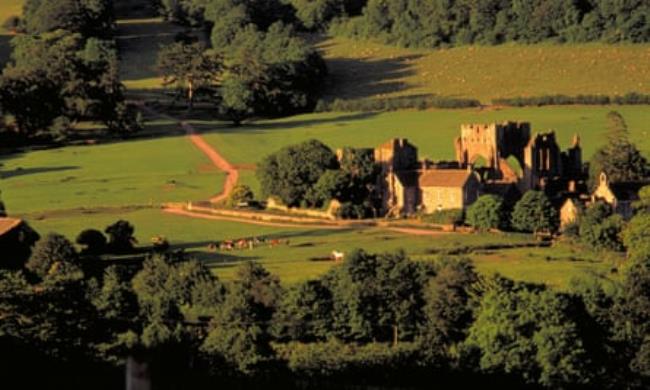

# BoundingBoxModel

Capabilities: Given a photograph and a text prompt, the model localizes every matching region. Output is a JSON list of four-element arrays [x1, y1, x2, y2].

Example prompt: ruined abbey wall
[[455, 122, 531, 170]]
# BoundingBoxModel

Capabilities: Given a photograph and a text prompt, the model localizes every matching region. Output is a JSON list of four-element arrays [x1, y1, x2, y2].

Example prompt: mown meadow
[[0, 134, 225, 213], [26, 208, 619, 289], [318, 36, 650, 104]]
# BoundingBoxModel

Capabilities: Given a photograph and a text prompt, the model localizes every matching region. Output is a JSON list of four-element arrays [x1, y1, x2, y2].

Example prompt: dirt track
[[178, 121, 239, 203], [138, 104, 239, 203]]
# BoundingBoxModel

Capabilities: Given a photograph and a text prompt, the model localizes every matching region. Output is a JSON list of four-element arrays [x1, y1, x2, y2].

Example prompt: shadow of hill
[[0, 166, 79, 179], [322, 54, 423, 100]]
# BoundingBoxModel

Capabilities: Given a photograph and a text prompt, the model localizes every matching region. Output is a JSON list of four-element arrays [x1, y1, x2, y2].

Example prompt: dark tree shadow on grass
[[189, 112, 381, 135], [0, 166, 79, 179], [0, 35, 12, 67], [321, 54, 423, 101]]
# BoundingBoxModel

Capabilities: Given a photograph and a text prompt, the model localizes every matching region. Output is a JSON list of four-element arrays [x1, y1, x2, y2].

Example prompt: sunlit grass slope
[[319, 36, 650, 104]]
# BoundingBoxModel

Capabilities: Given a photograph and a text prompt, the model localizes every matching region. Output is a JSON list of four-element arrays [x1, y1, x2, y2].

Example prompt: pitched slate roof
[[419, 169, 473, 188], [0, 218, 22, 237]]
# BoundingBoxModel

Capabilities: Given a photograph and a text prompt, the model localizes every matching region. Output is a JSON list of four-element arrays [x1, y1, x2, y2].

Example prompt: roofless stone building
[[346, 121, 588, 217]]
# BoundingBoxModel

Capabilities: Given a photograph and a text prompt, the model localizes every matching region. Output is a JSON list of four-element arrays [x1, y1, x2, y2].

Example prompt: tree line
[[331, 0, 649, 48], [156, 1, 649, 48], [1, 207, 649, 388], [0, 0, 141, 146], [154, 0, 365, 31]]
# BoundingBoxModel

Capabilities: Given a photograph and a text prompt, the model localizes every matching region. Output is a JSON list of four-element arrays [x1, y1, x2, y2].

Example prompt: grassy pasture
[[197, 105, 650, 166], [26, 208, 619, 288], [318, 36, 650, 104], [0, 134, 225, 214], [467, 243, 621, 290]]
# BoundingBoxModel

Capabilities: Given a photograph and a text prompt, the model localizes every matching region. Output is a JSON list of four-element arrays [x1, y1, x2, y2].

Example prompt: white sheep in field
[[331, 251, 345, 262]]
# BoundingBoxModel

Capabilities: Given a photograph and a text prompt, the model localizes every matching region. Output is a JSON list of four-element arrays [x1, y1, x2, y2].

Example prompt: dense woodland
[[1, 200, 650, 389], [333, 0, 650, 48], [0, 0, 141, 145], [160, 0, 649, 47]]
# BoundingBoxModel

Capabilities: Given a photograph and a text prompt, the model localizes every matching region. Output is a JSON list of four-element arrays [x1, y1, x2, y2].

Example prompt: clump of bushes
[[493, 92, 650, 107], [465, 194, 508, 231], [226, 184, 255, 208], [316, 95, 481, 112], [420, 209, 465, 226], [577, 202, 625, 252], [275, 340, 420, 380]]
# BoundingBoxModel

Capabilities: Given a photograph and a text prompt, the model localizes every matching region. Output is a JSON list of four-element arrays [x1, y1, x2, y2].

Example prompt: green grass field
[[197, 105, 650, 167], [319, 36, 650, 104], [0, 134, 225, 214], [467, 243, 621, 290], [28, 207, 616, 288]]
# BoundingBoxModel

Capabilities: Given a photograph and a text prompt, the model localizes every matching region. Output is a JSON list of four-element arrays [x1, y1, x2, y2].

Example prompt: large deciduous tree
[[466, 194, 507, 231], [157, 42, 222, 110], [22, 0, 114, 37], [218, 23, 327, 124], [511, 190, 559, 233], [201, 261, 282, 374], [578, 202, 625, 252], [463, 277, 599, 387], [26, 233, 81, 280], [257, 139, 338, 206], [589, 111, 649, 188], [324, 250, 432, 342], [105, 220, 136, 254], [0, 31, 138, 138]]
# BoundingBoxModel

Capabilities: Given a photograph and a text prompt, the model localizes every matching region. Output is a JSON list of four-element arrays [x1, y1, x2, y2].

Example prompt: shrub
[[26, 233, 80, 279], [316, 95, 481, 112], [466, 195, 507, 231], [493, 93, 650, 107], [227, 184, 255, 208], [105, 220, 136, 253], [276, 340, 420, 380], [421, 209, 465, 226], [257, 140, 338, 207], [76, 229, 107, 255], [511, 191, 559, 234]]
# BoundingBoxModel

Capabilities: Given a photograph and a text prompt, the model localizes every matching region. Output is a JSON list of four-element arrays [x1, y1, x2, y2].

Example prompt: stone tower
[[374, 138, 418, 174], [455, 122, 531, 170], [522, 132, 563, 191]]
